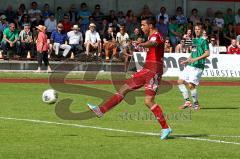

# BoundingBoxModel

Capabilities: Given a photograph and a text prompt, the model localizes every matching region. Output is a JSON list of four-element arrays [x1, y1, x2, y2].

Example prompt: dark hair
[[57, 6, 62, 11], [141, 17, 156, 27]]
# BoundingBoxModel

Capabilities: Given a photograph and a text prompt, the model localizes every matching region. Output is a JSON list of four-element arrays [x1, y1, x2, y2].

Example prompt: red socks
[[99, 93, 124, 113], [151, 104, 169, 129]]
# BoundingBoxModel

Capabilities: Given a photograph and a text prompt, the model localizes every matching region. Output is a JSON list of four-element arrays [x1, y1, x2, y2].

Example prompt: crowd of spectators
[[0, 1, 240, 63]]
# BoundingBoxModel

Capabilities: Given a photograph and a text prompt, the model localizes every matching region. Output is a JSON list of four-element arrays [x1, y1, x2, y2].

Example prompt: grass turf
[[0, 83, 239, 159]]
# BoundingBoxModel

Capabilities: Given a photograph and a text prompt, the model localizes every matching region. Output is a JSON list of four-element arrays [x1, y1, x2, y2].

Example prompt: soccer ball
[[42, 89, 58, 104]]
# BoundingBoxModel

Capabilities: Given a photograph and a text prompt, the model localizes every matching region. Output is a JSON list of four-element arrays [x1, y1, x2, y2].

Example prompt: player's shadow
[[200, 107, 239, 110], [105, 134, 208, 139]]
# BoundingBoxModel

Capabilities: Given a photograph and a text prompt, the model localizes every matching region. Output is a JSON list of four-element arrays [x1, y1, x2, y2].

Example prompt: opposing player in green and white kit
[[177, 24, 210, 110]]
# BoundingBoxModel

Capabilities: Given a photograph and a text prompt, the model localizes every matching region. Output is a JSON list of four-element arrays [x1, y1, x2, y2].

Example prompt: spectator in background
[[19, 24, 35, 58], [76, 17, 85, 34], [68, 4, 78, 24], [28, 1, 42, 22], [175, 7, 187, 25], [78, 2, 91, 33], [4, 5, 15, 23], [126, 16, 140, 35], [140, 4, 154, 19], [42, 3, 51, 20], [61, 14, 73, 32], [1, 23, 20, 59], [84, 23, 102, 56], [156, 16, 168, 38], [237, 35, 240, 46], [103, 26, 117, 62], [17, 4, 27, 22], [209, 35, 220, 54], [227, 39, 240, 54], [130, 27, 142, 42], [19, 14, 31, 29], [117, 11, 126, 25], [213, 11, 224, 30], [223, 23, 236, 46], [183, 28, 194, 52], [205, 8, 214, 23], [175, 38, 189, 53], [109, 19, 120, 34], [56, 7, 64, 23], [125, 10, 134, 23], [168, 16, 179, 49], [164, 38, 173, 53], [190, 8, 201, 25], [108, 10, 118, 23], [116, 25, 129, 57], [224, 8, 235, 26], [235, 8, 240, 24], [35, 25, 51, 72], [31, 13, 44, 40], [156, 6, 169, 24], [92, 4, 105, 29], [0, 15, 9, 40], [67, 25, 83, 54], [99, 18, 108, 37], [51, 23, 71, 57], [202, 30, 209, 41], [204, 18, 212, 35], [44, 13, 57, 38]]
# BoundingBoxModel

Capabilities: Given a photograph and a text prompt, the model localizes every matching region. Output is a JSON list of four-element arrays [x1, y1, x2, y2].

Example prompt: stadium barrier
[[133, 52, 240, 77]]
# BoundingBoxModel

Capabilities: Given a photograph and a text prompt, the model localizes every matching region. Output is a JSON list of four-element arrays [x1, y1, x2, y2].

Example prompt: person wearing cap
[[0, 15, 9, 40], [67, 25, 83, 54], [50, 22, 71, 57], [84, 23, 101, 56], [19, 23, 35, 58], [36, 25, 51, 72], [1, 23, 20, 59]]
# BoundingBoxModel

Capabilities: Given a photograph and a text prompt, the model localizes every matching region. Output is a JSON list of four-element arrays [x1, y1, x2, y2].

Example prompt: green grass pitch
[[0, 81, 239, 159]]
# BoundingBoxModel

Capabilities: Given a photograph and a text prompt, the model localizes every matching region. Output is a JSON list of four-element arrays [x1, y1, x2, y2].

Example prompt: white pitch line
[[0, 116, 240, 146]]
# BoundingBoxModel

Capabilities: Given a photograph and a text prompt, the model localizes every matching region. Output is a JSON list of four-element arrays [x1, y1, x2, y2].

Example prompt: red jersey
[[227, 45, 240, 55], [144, 31, 164, 73]]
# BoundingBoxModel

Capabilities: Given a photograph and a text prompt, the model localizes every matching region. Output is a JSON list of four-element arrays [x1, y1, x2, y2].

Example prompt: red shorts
[[126, 68, 162, 96]]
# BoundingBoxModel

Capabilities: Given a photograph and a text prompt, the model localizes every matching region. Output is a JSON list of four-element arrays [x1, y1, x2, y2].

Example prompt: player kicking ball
[[178, 24, 210, 110], [87, 17, 172, 140]]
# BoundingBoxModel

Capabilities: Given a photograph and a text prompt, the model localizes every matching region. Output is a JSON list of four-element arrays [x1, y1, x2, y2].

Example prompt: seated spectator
[[156, 16, 168, 38], [56, 6, 64, 23], [117, 11, 126, 25], [237, 35, 240, 46], [140, 4, 154, 19], [204, 18, 212, 35], [168, 16, 179, 48], [116, 25, 129, 57], [44, 13, 57, 38], [19, 24, 35, 58], [183, 29, 193, 51], [28, 1, 42, 22], [19, 14, 31, 29], [42, 3, 52, 20], [164, 38, 173, 53], [67, 25, 83, 55], [0, 15, 9, 40], [35, 25, 51, 72], [235, 9, 240, 24], [61, 14, 73, 32], [4, 5, 16, 23], [223, 23, 236, 46], [99, 18, 108, 37], [175, 7, 187, 25], [92, 4, 105, 29], [68, 4, 77, 24], [51, 23, 71, 57], [84, 23, 102, 56], [130, 27, 142, 42], [77, 3, 91, 33], [227, 39, 240, 54], [224, 8, 235, 26], [209, 35, 220, 54], [31, 13, 44, 40], [122, 40, 134, 72], [1, 23, 20, 58], [213, 11, 224, 30], [175, 38, 189, 53], [107, 10, 117, 23], [156, 6, 169, 24], [205, 8, 214, 24], [189, 8, 201, 25], [103, 26, 117, 62], [202, 30, 209, 41]]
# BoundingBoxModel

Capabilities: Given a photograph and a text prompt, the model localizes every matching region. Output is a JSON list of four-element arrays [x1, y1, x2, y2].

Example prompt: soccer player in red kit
[[87, 17, 172, 140]]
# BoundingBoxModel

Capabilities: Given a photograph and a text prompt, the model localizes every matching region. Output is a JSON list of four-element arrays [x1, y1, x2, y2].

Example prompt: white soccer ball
[[42, 89, 58, 104]]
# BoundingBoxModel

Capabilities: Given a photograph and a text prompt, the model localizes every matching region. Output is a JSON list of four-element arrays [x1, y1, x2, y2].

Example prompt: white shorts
[[179, 65, 203, 85]]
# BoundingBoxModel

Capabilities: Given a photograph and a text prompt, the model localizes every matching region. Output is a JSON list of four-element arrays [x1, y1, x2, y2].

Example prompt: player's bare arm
[[138, 40, 158, 48]]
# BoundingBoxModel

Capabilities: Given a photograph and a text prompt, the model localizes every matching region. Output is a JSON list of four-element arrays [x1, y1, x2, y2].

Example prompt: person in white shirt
[[213, 11, 224, 29], [209, 35, 220, 54], [116, 25, 129, 56], [28, 2, 42, 22], [156, 6, 169, 24], [67, 25, 83, 54], [84, 23, 101, 56], [44, 13, 57, 38]]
